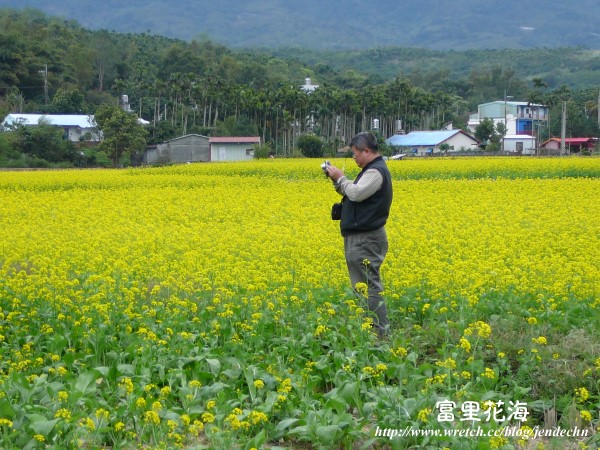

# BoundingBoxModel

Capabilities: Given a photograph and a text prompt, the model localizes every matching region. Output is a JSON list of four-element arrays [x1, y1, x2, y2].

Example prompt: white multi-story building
[[468, 100, 549, 153]]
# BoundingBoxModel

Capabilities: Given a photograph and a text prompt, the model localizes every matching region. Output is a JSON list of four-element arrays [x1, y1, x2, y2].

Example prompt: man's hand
[[325, 165, 345, 182]]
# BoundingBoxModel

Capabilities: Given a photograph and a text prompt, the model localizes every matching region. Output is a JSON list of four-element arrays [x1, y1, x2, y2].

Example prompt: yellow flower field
[[0, 157, 599, 449]]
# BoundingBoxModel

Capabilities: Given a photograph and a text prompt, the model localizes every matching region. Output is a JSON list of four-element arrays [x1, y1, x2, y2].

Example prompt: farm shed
[[144, 134, 210, 164], [209, 136, 261, 161]]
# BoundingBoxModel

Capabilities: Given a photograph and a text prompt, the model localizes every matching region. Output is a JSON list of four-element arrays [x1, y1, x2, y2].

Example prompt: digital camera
[[321, 160, 331, 175]]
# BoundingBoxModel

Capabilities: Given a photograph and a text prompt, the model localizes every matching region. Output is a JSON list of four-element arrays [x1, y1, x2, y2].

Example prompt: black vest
[[340, 156, 393, 236]]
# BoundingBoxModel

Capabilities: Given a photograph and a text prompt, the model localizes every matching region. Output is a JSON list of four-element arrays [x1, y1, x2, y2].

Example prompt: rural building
[[385, 130, 479, 155], [1, 113, 100, 142], [468, 100, 549, 152], [144, 134, 210, 164], [143, 135, 261, 164], [209, 136, 261, 161], [468, 101, 549, 136], [503, 134, 536, 154], [1, 113, 149, 143], [540, 137, 598, 153]]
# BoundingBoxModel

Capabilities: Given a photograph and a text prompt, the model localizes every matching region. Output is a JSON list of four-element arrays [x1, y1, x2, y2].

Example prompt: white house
[[468, 100, 549, 151], [209, 137, 261, 161], [503, 134, 536, 154], [1, 113, 149, 142], [468, 100, 549, 135], [385, 130, 479, 155], [1, 114, 100, 142]]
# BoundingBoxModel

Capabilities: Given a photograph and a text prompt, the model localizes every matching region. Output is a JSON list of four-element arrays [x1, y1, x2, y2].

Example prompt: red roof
[[542, 137, 597, 145], [209, 136, 260, 144]]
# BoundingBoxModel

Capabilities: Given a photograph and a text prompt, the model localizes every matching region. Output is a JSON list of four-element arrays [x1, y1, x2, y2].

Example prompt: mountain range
[[3, 0, 600, 50]]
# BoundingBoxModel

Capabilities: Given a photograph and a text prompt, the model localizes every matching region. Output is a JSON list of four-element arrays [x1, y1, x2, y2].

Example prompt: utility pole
[[560, 101, 567, 155], [502, 91, 507, 152], [39, 65, 49, 105], [502, 91, 513, 153]]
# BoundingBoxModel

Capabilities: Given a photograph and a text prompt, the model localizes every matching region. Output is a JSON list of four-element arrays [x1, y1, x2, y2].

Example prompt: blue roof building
[[385, 130, 479, 155]]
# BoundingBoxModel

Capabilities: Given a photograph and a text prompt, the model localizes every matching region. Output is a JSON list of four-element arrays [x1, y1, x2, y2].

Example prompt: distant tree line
[[0, 9, 598, 167]]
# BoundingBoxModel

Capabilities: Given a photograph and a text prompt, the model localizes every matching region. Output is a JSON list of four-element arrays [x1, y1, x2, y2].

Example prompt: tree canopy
[[94, 105, 148, 167], [0, 8, 598, 167], [297, 134, 323, 158]]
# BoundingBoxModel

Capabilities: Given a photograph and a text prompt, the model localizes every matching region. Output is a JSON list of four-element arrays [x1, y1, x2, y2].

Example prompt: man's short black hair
[[350, 132, 379, 152]]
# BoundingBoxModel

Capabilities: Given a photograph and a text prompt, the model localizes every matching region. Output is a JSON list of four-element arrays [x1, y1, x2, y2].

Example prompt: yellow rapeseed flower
[[201, 412, 215, 423], [55, 409, 71, 421], [355, 282, 368, 296], [481, 368, 496, 379], [417, 408, 432, 423], [80, 417, 96, 430], [459, 338, 471, 353], [575, 387, 590, 403], [143, 411, 160, 425], [391, 346, 408, 358], [119, 377, 134, 395], [436, 358, 457, 370]]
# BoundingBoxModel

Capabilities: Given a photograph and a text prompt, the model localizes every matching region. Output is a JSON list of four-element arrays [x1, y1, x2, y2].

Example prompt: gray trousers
[[343, 226, 389, 335]]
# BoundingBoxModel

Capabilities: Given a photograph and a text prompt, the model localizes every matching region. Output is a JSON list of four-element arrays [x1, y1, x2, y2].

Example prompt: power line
[[0, 85, 46, 91]]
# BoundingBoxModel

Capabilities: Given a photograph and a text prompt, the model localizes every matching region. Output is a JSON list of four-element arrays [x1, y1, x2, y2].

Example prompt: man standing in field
[[325, 132, 393, 337]]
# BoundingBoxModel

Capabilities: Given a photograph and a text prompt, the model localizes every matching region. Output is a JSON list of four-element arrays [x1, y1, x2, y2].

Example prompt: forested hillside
[[1, 9, 599, 168], [269, 47, 600, 90], [3, 0, 600, 50]]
